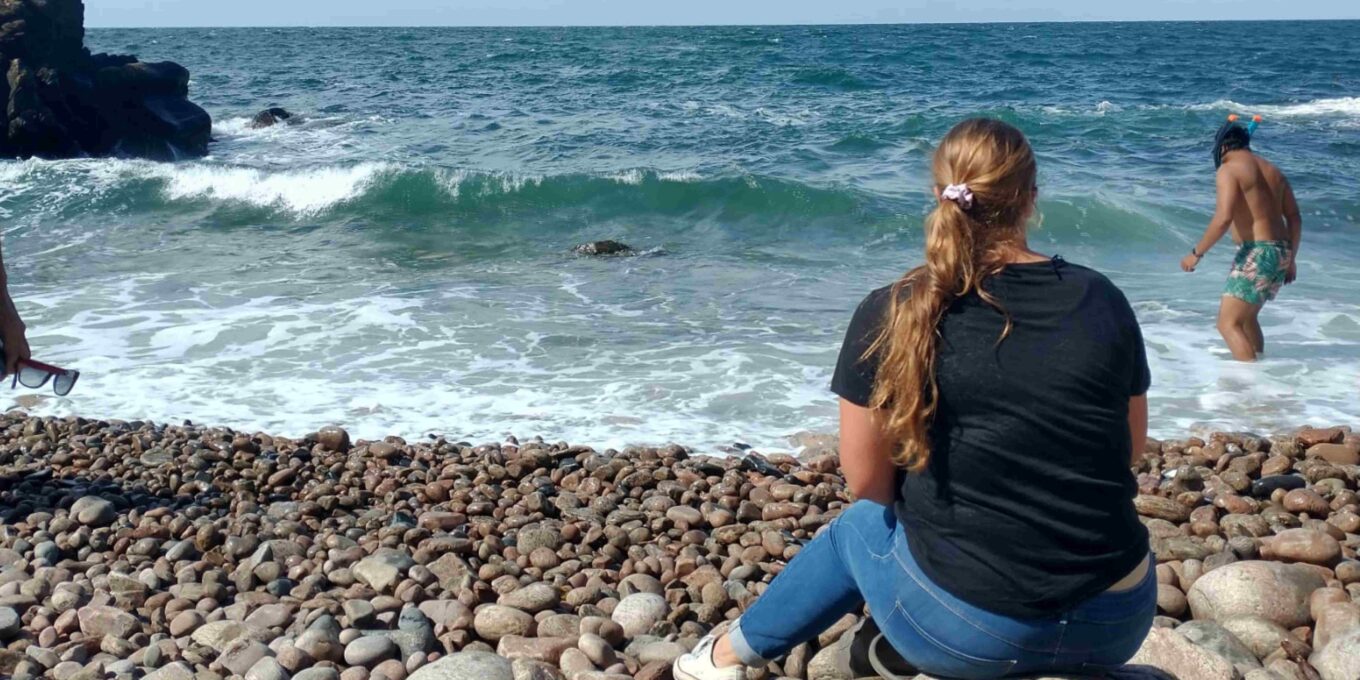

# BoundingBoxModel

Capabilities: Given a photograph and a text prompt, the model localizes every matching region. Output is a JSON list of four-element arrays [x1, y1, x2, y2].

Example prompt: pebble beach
[[0, 414, 1357, 680]]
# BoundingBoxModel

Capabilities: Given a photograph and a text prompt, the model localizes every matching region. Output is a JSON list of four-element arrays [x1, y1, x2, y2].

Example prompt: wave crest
[[159, 163, 393, 216], [0, 161, 881, 222], [1190, 97, 1360, 118]]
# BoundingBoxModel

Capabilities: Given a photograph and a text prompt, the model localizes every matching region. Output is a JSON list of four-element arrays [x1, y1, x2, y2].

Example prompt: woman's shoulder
[[841, 282, 902, 339], [855, 281, 902, 319], [861, 282, 898, 307]]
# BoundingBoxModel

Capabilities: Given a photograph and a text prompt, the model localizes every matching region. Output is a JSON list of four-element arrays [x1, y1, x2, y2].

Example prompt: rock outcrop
[[0, 0, 211, 160], [572, 240, 634, 256], [249, 106, 293, 129]]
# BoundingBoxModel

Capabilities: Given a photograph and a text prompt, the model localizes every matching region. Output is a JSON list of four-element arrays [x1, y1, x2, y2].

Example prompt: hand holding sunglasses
[[9, 358, 79, 397]]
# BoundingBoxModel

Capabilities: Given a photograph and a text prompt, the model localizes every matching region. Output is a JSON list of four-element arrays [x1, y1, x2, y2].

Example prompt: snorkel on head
[[1213, 114, 1263, 169]]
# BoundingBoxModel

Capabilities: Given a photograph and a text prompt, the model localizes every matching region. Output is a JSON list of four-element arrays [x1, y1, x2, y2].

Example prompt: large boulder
[[1313, 601, 1360, 653], [0, 0, 211, 160], [1312, 628, 1360, 680], [1128, 627, 1239, 680], [1218, 616, 1299, 660], [1187, 561, 1326, 629], [1176, 620, 1261, 676]]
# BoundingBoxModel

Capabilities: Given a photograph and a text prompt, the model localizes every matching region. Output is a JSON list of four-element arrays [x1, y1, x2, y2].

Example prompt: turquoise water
[[2, 22, 1358, 449]]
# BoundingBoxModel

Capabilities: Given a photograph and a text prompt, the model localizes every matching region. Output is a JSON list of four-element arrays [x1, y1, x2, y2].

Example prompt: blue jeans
[[729, 501, 1156, 679]]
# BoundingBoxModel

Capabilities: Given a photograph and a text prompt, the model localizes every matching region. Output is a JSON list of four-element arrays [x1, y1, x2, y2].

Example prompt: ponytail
[[866, 119, 1037, 472]]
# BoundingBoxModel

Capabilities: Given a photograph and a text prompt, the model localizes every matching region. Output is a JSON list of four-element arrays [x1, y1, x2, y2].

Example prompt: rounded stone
[[1219, 616, 1300, 660], [1187, 560, 1326, 629], [346, 635, 398, 667], [497, 583, 559, 614], [70, 496, 117, 527], [318, 426, 352, 452], [1313, 628, 1360, 680], [0, 606, 20, 639], [408, 650, 513, 680], [1282, 489, 1330, 516], [1157, 583, 1188, 619], [1175, 620, 1261, 675], [577, 633, 616, 668], [245, 657, 290, 680], [1260, 528, 1343, 567], [472, 605, 535, 642], [609, 593, 667, 638], [294, 670, 343, 680], [1129, 627, 1238, 680]]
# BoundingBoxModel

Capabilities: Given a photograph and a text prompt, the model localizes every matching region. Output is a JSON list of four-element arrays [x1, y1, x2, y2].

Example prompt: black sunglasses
[[10, 358, 80, 397]]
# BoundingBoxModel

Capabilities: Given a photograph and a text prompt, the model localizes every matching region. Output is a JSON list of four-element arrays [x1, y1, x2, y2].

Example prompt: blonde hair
[[867, 118, 1038, 473]]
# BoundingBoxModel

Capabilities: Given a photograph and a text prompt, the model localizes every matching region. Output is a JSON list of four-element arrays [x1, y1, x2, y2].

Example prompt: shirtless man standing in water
[[1181, 118, 1302, 362]]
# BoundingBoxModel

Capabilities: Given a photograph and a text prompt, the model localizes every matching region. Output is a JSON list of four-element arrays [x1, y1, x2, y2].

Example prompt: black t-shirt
[[831, 258, 1151, 619]]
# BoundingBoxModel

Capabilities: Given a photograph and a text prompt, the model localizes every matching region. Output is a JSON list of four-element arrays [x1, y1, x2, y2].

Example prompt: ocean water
[[3, 22, 1358, 450]]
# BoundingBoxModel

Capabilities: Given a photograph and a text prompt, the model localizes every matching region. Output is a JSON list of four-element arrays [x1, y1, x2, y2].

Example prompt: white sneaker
[[673, 633, 746, 680]]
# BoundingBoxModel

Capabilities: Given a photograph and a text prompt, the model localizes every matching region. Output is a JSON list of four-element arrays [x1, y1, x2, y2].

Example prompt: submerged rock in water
[[572, 240, 634, 256], [0, 0, 211, 160], [249, 107, 294, 129]]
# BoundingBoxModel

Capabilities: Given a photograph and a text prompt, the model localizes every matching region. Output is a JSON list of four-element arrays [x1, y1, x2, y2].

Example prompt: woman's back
[[834, 259, 1150, 618], [675, 119, 1155, 680]]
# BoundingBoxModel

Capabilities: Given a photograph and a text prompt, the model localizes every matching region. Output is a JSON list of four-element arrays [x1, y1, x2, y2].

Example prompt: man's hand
[[1285, 260, 1298, 285], [0, 308, 30, 376], [1180, 253, 1201, 272]]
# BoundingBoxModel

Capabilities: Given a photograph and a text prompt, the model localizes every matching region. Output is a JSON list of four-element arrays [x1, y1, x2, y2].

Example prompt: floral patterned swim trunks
[[1224, 240, 1291, 306]]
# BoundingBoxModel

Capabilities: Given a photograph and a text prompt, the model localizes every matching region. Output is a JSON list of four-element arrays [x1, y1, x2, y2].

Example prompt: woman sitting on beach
[[675, 118, 1155, 680]]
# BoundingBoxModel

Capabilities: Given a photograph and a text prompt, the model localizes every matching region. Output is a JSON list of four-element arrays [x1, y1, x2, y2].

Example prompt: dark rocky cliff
[[0, 0, 211, 160]]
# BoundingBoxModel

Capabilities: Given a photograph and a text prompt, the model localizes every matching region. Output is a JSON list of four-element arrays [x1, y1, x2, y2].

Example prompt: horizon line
[[84, 17, 1360, 30]]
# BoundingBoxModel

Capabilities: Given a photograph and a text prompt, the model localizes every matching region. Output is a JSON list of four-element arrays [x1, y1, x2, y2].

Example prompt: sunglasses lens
[[53, 372, 77, 397], [17, 366, 51, 389]]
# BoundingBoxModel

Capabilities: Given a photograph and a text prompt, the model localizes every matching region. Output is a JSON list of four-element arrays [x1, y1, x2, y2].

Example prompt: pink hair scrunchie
[[940, 183, 975, 210]]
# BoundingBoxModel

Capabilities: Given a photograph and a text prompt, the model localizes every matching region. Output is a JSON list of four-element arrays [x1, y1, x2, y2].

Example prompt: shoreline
[[0, 414, 1356, 680]]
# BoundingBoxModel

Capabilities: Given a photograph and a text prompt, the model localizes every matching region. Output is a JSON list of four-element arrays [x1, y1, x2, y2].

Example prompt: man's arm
[[0, 242, 31, 375], [1281, 176, 1302, 284], [1181, 170, 1239, 272]]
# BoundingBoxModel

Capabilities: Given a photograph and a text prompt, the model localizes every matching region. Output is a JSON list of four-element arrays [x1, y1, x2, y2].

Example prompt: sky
[[84, 0, 1357, 28]]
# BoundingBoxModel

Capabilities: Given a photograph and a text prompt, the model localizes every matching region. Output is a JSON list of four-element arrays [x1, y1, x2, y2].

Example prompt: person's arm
[[0, 243, 30, 375], [1128, 394, 1148, 466], [1181, 170, 1239, 272], [838, 398, 898, 505], [1281, 176, 1302, 284]]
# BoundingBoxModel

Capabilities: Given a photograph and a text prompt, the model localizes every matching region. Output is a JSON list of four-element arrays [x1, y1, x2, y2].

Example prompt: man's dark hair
[[1220, 125, 1251, 152]]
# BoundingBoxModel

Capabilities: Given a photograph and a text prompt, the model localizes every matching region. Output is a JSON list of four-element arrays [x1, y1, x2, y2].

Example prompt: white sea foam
[[4, 266, 811, 451], [607, 169, 702, 184], [658, 170, 702, 182], [437, 169, 544, 198], [0, 157, 394, 218], [608, 169, 645, 185], [212, 114, 382, 139], [154, 163, 392, 216], [1188, 97, 1360, 118], [1095, 100, 1121, 115], [7, 254, 1358, 453], [212, 116, 268, 137], [1137, 292, 1360, 439]]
